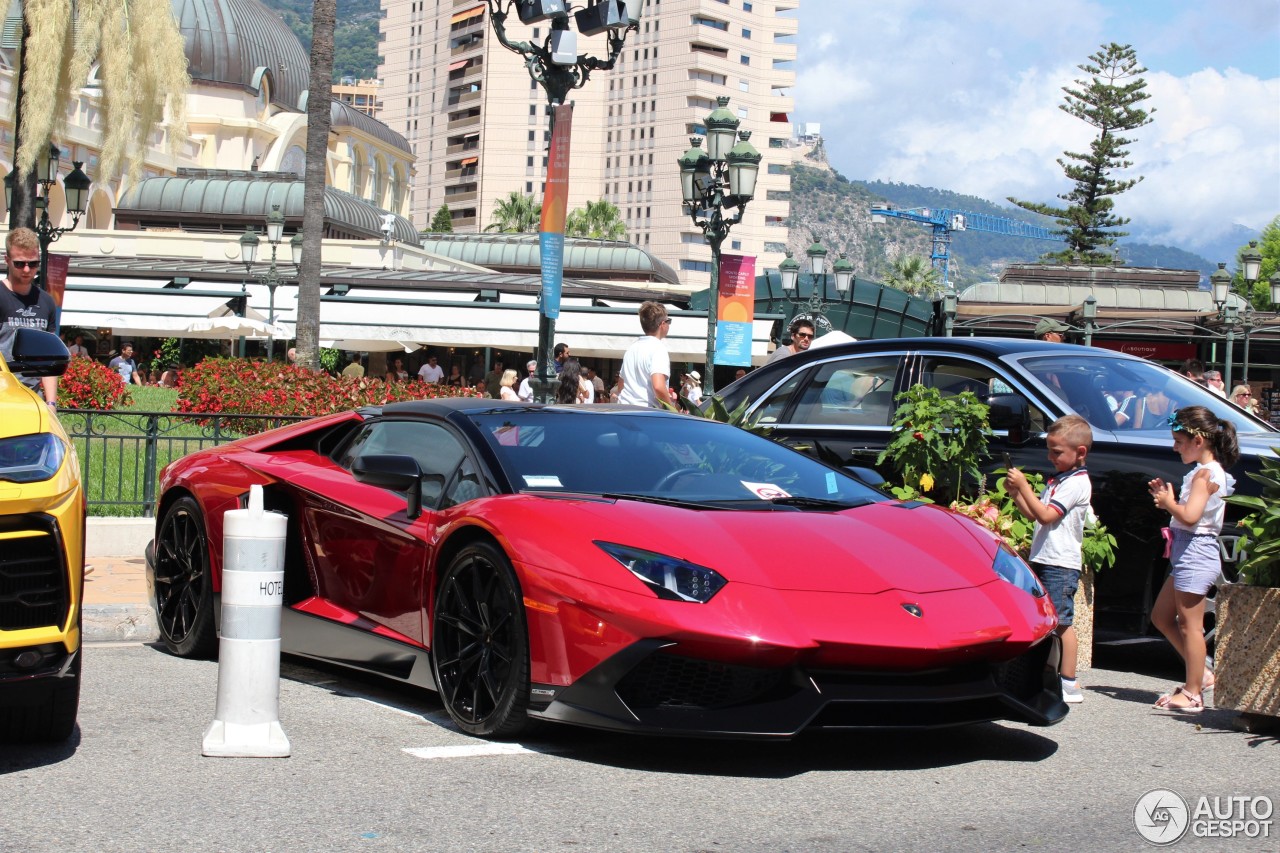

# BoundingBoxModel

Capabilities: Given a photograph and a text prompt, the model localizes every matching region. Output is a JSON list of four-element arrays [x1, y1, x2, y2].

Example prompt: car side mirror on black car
[[9, 328, 70, 377], [987, 394, 1033, 444]]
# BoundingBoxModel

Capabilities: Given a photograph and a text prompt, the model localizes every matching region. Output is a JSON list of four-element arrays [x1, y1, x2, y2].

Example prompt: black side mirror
[[987, 394, 1032, 444], [352, 454, 424, 519], [8, 328, 70, 377]]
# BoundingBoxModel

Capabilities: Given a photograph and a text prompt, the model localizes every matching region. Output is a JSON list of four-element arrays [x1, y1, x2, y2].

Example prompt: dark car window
[[791, 357, 898, 426], [752, 371, 806, 425], [1018, 354, 1271, 435], [918, 356, 1048, 433], [339, 420, 467, 507]]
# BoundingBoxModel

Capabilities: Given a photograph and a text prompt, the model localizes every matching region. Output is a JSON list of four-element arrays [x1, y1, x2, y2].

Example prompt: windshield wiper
[[769, 496, 866, 510], [599, 492, 721, 510]]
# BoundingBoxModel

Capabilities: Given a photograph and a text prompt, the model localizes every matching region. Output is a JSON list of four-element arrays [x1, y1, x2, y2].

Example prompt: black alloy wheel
[[432, 541, 530, 738], [154, 496, 217, 658]]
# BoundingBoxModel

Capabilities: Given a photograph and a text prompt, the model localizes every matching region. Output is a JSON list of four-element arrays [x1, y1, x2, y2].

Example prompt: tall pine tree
[[1009, 43, 1154, 263]]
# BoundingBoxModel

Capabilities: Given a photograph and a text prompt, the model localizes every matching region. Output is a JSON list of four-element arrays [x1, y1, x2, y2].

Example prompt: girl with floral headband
[[1146, 406, 1238, 714]]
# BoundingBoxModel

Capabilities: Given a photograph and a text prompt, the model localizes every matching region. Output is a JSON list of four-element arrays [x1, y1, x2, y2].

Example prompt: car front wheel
[[153, 496, 217, 658], [432, 541, 530, 738]]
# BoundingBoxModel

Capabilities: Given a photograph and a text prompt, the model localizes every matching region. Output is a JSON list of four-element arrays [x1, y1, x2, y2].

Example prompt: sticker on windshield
[[524, 475, 563, 488], [741, 481, 791, 500], [825, 471, 837, 494]]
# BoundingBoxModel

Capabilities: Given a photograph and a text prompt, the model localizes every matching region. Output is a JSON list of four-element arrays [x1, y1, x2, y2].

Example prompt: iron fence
[[58, 409, 311, 517]]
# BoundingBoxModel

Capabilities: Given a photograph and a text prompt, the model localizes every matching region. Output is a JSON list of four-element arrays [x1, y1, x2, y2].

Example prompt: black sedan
[[718, 337, 1277, 644]]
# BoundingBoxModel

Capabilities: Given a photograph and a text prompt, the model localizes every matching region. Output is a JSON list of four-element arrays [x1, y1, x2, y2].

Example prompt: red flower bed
[[174, 358, 483, 432], [58, 356, 133, 410]]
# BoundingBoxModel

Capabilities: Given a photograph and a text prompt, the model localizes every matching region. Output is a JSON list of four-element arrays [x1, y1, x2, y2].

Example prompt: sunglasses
[[794, 332, 814, 339], [8, 259, 38, 269]]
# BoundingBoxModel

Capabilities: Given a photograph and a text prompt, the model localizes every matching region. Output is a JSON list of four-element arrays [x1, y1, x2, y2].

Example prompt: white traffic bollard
[[202, 484, 291, 757]]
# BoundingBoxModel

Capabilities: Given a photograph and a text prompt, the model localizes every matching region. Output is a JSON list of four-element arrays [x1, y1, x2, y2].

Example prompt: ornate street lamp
[[677, 96, 761, 395], [777, 241, 854, 337], [4, 144, 92, 296], [241, 205, 301, 361], [1210, 262, 1239, 390], [486, 0, 638, 401], [1237, 241, 1267, 384]]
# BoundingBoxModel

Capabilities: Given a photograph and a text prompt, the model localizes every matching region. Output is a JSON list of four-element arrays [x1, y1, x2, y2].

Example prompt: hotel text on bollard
[[202, 484, 291, 757]]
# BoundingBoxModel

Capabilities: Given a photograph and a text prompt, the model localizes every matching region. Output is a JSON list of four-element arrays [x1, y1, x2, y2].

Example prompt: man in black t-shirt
[[0, 228, 59, 407]]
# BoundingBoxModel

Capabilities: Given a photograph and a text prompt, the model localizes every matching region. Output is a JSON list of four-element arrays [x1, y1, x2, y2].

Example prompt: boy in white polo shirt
[[1004, 415, 1094, 705]]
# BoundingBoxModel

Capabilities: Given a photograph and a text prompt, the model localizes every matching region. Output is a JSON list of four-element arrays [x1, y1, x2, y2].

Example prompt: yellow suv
[[0, 327, 82, 741]]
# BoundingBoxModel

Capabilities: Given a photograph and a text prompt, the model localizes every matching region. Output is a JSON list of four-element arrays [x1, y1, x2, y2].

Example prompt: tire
[[432, 541, 530, 738], [0, 652, 81, 743], [153, 496, 218, 658]]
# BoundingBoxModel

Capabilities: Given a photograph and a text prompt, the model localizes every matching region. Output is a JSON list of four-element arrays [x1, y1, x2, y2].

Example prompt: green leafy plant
[[318, 347, 343, 374], [155, 337, 183, 368], [877, 384, 991, 503], [1226, 447, 1280, 587]]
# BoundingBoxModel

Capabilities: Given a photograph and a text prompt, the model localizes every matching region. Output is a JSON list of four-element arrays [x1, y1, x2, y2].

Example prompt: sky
[[790, 0, 1280, 256]]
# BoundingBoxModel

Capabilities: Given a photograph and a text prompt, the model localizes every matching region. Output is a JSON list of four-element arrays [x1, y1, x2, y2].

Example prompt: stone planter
[[1213, 584, 1280, 717], [1074, 567, 1094, 672]]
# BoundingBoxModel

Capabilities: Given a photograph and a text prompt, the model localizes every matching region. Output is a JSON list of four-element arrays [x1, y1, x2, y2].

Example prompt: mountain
[[784, 147, 1219, 288], [260, 0, 382, 81]]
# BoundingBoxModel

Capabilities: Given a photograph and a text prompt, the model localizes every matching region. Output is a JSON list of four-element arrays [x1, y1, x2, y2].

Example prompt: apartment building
[[379, 0, 797, 286], [333, 77, 383, 118]]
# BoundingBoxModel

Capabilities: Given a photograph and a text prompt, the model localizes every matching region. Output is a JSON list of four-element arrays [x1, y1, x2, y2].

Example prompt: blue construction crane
[[869, 206, 1061, 290]]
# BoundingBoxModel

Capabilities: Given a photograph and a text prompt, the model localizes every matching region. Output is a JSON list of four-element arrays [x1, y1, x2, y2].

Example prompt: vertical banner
[[538, 103, 574, 320], [45, 254, 70, 333], [714, 253, 756, 366]]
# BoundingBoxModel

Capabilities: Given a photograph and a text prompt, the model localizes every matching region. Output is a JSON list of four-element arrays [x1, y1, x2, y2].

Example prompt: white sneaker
[[1061, 680, 1084, 704]]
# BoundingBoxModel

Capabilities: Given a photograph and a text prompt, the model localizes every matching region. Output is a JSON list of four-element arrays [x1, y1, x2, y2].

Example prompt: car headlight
[[993, 546, 1045, 598], [596, 541, 727, 603], [0, 433, 66, 484]]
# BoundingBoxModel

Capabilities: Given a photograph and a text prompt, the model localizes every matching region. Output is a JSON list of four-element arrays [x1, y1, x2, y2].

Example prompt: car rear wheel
[[154, 496, 217, 658], [432, 541, 530, 738]]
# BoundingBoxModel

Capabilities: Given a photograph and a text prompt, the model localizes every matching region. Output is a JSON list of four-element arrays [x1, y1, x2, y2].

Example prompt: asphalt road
[[1, 643, 1276, 853]]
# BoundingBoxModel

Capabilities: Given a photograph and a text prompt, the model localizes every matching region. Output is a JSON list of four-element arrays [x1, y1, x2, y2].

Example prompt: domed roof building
[[0, 0, 416, 240]]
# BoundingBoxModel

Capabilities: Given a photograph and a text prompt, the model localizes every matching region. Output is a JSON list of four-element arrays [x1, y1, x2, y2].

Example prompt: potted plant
[[1217, 448, 1280, 720]]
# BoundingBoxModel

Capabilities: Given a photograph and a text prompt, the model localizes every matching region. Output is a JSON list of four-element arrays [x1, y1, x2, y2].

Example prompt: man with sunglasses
[[0, 228, 59, 408], [767, 317, 816, 364]]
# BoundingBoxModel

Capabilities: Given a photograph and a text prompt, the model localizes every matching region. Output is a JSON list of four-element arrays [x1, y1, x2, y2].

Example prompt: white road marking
[[404, 743, 542, 759]]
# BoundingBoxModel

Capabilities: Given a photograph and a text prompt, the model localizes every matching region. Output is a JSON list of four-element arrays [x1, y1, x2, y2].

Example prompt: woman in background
[[499, 369, 519, 401]]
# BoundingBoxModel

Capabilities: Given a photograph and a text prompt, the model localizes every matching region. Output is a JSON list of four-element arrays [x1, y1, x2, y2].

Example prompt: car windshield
[[1018, 354, 1274, 434], [469, 410, 885, 508]]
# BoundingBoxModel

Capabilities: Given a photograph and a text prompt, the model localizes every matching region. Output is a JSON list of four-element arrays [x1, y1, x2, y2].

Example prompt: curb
[[83, 604, 159, 644]]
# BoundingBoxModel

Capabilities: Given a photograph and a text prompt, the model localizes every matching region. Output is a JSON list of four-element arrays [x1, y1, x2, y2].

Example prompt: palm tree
[[485, 191, 541, 233], [885, 255, 943, 297], [294, 0, 337, 372], [9, 0, 189, 227], [566, 198, 627, 241]]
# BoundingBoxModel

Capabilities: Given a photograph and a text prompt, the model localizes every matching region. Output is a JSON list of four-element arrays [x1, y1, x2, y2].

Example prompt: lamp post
[[1237, 241, 1263, 384], [240, 205, 302, 360], [4, 144, 92, 294], [1082, 295, 1098, 347], [678, 97, 761, 395], [777, 241, 854, 335], [486, 0, 638, 400], [1211, 262, 1238, 390]]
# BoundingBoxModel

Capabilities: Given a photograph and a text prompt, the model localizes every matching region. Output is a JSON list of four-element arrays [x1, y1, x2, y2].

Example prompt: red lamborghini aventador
[[146, 399, 1067, 739]]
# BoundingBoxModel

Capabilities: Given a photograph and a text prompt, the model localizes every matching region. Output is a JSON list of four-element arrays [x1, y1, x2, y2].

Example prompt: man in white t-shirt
[[517, 359, 537, 402], [417, 354, 444, 383], [619, 301, 676, 408]]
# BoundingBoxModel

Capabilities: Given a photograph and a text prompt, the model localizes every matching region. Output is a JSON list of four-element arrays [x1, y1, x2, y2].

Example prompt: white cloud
[[793, 0, 1280, 249]]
